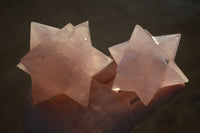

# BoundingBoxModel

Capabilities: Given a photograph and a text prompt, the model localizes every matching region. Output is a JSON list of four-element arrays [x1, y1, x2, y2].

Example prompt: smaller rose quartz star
[[17, 21, 112, 106], [109, 25, 188, 105]]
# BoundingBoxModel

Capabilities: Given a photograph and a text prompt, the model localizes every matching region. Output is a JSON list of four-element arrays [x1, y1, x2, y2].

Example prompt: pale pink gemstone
[[110, 25, 188, 105], [19, 22, 112, 106]]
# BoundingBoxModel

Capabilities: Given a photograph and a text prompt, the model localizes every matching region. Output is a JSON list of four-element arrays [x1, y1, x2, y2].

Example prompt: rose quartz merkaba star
[[18, 21, 112, 106], [109, 25, 188, 105]]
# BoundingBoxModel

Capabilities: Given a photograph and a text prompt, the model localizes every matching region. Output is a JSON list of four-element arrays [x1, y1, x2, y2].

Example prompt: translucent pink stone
[[18, 21, 112, 106], [109, 25, 188, 105]]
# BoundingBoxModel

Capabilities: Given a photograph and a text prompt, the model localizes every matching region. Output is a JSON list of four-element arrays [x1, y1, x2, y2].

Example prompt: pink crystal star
[[109, 25, 188, 105], [17, 21, 112, 106]]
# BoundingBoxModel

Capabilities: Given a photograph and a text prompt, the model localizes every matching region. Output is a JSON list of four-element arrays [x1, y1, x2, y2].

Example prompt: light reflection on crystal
[[112, 88, 121, 92]]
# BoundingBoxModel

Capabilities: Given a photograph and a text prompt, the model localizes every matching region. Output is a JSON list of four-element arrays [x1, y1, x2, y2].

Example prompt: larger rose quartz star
[[109, 25, 188, 105], [17, 21, 112, 106]]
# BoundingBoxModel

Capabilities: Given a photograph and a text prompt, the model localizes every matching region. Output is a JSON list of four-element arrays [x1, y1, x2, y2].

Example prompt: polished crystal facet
[[18, 21, 112, 106], [109, 25, 188, 105]]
